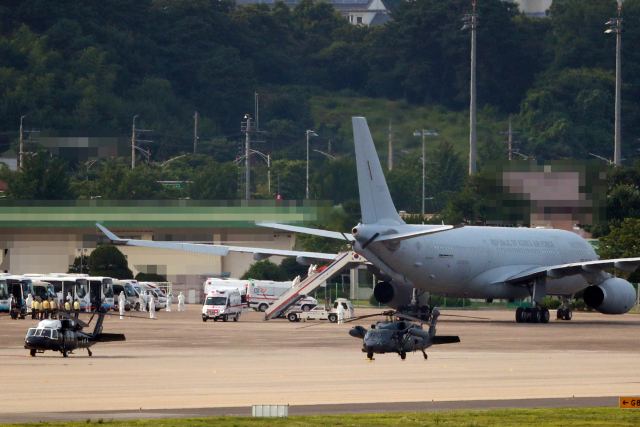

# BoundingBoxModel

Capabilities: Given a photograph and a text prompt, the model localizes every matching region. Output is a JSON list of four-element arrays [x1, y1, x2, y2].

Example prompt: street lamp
[[76, 248, 88, 273], [161, 155, 187, 167], [84, 160, 98, 181], [414, 129, 439, 219], [313, 149, 335, 160], [306, 130, 318, 199], [605, 3, 624, 165], [462, 2, 479, 175], [19, 115, 26, 170], [132, 115, 138, 169]]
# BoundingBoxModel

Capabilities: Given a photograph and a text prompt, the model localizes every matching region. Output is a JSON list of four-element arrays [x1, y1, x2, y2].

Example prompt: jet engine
[[583, 278, 636, 315], [373, 281, 413, 309]]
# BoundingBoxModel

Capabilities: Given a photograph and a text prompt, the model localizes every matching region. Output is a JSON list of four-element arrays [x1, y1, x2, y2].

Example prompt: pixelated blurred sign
[[34, 131, 130, 161], [484, 160, 607, 228], [620, 398, 640, 409]]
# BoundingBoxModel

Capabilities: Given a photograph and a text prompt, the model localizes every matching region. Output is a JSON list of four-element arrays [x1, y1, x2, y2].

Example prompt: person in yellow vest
[[31, 298, 37, 320], [73, 299, 80, 318], [64, 299, 71, 312], [35, 299, 43, 320], [42, 298, 50, 319], [50, 298, 58, 319]]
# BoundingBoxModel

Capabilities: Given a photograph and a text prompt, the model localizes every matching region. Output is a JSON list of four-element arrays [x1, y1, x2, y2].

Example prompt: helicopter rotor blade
[[344, 310, 395, 323], [395, 312, 429, 325], [439, 313, 490, 320], [56, 311, 90, 328], [432, 335, 461, 344]]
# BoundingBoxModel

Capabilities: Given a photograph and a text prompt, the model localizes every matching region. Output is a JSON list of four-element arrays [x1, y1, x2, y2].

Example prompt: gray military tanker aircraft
[[97, 117, 640, 324]]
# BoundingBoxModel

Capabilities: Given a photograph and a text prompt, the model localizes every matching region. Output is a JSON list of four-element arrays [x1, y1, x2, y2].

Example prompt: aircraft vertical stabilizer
[[352, 117, 404, 225]]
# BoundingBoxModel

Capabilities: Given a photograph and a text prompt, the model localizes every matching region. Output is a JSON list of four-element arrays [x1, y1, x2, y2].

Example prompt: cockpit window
[[27, 328, 37, 337]]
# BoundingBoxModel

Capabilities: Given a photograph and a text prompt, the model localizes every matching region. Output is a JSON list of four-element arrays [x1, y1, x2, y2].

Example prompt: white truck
[[247, 280, 318, 312], [139, 282, 167, 310], [202, 288, 243, 322], [287, 298, 355, 323], [203, 278, 248, 313]]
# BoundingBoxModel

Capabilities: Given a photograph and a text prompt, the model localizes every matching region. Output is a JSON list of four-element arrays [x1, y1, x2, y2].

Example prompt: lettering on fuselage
[[489, 239, 555, 248]]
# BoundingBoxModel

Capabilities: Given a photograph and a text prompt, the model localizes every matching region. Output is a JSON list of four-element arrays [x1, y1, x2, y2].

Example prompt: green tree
[[67, 255, 89, 274], [598, 218, 640, 281], [6, 151, 75, 199], [135, 272, 167, 282], [279, 257, 308, 281], [271, 159, 306, 199], [240, 259, 287, 281], [188, 161, 237, 199], [87, 244, 133, 279]]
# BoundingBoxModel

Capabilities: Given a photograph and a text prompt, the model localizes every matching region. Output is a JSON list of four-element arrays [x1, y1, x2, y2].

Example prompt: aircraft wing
[[505, 258, 640, 283], [96, 224, 337, 261]]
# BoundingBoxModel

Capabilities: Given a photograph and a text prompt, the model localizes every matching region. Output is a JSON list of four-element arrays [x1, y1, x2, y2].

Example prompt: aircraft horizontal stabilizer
[[257, 222, 355, 241], [432, 335, 461, 345], [96, 223, 336, 262], [375, 225, 457, 243], [94, 333, 126, 342]]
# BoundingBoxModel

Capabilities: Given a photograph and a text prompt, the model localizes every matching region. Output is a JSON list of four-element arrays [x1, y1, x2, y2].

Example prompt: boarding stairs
[[264, 251, 367, 320]]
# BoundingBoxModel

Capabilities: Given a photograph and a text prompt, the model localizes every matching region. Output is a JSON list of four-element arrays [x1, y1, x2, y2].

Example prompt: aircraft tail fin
[[352, 117, 404, 225]]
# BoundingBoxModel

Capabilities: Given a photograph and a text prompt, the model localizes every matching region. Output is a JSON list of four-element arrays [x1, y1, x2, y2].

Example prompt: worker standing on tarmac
[[166, 291, 173, 312], [139, 291, 146, 312], [73, 299, 80, 318], [26, 293, 33, 318], [50, 298, 57, 319], [66, 292, 73, 309], [178, 292, 185, 312], [64, 298, 71, 312], [118, 291, 126, 319], [42, 298, 50, 319], [337, 301, 345, 324], [149, 291, 156, 319]]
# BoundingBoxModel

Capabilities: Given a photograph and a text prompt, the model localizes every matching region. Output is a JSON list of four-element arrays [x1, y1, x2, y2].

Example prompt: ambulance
[[203, 278, 248, 313], [201, 288, 243, 322], [247, 280, 318, 312]]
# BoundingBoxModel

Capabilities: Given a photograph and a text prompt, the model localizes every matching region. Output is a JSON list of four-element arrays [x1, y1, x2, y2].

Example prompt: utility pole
[[245, 115, 252, 199], [306, 130, 318, 199], [19, 115, 26, 170], [388, 119, 394, 171], [255, 92, 259, 132], [193, 111, 198, 154], [501, 116, 521, 160], [132, 115, 138, 169], [414, 129, 439, 219], [606, 4, 624, 165], [463, 2, 479, 175]]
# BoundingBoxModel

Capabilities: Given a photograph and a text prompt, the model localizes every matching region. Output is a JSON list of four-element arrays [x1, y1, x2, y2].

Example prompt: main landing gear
[[515, 277, 550, 324], [557, 297, 573, 320]]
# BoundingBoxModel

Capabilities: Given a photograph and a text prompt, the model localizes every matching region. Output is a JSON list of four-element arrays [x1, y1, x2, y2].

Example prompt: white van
[[113, 280, 141, 310], [203, 278, 248, 313], [202, 288, 242, 322], [247, 280, 318, 312], [134, 282, 166, 311]]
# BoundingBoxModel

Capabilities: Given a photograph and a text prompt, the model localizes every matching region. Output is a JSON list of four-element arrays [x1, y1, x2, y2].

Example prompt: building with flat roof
[[0, 200, 333, 303]]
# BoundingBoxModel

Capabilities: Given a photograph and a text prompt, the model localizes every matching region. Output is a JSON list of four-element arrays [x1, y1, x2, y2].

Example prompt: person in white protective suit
[[178, 292, 185, 312], [336, 302, 345, 324], [25, 293, 33, 316], [66, 292, 73, 307], [148, 291, 156, 319], [307, 264, 317, 277], [85, 293, 91, 312], [118, 291, 126, 319], [292, 276, 301, 287], [138, 291, 146, 312], [166, 292, 173, 312]]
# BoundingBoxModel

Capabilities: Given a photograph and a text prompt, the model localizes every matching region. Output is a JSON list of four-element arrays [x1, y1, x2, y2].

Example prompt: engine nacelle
[[373, 281, 414, 309], [583, 278, 636, 315]]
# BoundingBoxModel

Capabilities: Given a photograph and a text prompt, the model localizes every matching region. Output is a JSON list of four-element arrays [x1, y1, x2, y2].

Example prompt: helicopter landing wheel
[[30, 349, 36, 357], [87, 349, 92, 357], [422, 350, 428, 360], [366, 351, 374, 360], [400, 351, 406, 360], [62, 350, 68, 358]]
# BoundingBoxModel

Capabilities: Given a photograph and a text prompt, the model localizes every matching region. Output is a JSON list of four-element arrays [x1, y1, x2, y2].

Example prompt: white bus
[[2, 274, 35, 313], [0, 278, 8, 311], [24, 274, 89, 309], [86, 276, 115, 310]]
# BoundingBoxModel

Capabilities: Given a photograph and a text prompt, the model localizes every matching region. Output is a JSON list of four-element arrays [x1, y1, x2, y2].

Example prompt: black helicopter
[[348, 308, 460, 360], [24, 308, 125, 357]]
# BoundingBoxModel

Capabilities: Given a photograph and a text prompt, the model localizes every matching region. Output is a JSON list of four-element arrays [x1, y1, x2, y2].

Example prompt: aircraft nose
[[25, 336, 45, 347]]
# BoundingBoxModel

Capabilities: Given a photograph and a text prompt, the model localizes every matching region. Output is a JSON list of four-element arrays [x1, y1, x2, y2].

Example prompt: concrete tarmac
[[0, 306, 638, 422]]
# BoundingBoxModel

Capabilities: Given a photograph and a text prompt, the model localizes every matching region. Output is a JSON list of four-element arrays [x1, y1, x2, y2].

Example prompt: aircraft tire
[[531, 308, 541, 323], [515, 307, 525, 323], [563, 309, 573, 321], [30, 349, 36, 357], [62, 350, 68, 358], [540, 308, 550, 324], [328, 314, 338, 323], [557, 308, 564, 320], [400, 351, 406, 360]]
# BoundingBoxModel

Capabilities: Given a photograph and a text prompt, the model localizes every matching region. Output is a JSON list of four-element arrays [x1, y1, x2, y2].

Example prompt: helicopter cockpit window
[[51, 330, 58, 339], [27, 328, 37, 337]]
